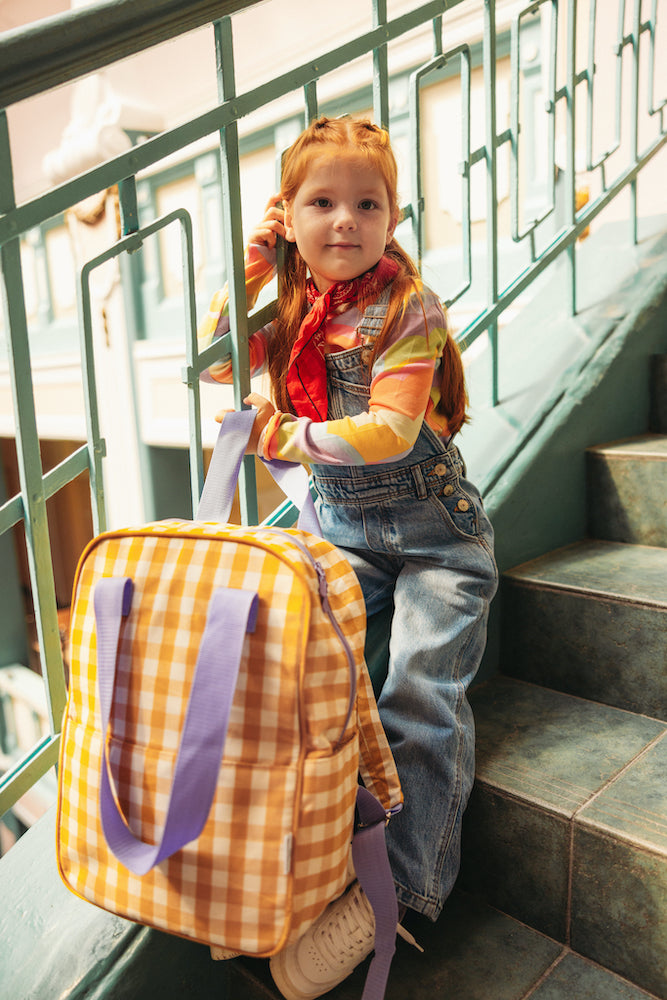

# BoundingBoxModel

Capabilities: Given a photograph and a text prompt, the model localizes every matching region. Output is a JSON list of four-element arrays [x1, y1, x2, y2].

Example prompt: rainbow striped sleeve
[[198, 245, 276, 383], [259, 290, 449, 466]]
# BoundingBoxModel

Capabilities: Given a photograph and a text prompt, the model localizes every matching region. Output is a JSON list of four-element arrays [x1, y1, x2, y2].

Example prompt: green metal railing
[[0, 0, 665, 825]]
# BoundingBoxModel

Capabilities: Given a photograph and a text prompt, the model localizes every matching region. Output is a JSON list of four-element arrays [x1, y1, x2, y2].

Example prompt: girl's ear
[[283, 202, 297, 243], [386, 207, 400, 247]]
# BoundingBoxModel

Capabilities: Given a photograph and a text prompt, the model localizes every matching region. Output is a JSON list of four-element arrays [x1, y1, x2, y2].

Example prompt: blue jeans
[[311, 347, 498, 920]]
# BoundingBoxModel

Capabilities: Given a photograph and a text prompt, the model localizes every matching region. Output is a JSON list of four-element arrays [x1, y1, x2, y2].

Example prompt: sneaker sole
[[270, 951, 316, 1000]]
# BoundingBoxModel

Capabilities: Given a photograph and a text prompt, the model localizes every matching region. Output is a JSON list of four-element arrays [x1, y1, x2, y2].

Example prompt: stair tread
[[504, 539, 667, 608], [587, 432, 667, 458], [470, 676, 666, 822], [529, 952, 659, 999], [578, 732, 667, 852]]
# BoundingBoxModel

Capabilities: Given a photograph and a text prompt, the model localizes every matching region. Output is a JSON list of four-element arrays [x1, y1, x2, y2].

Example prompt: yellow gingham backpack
[[56, 410, 402, 989]]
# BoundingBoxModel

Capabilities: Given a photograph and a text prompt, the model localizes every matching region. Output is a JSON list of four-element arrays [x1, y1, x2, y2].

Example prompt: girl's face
[[284, 151, 398, 293]]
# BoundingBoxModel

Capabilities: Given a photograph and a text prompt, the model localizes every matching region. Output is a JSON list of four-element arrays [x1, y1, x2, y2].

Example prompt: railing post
[[372, 0, 390, 129], [629, 0, 642, 246], [213, 16, 258, 525], [0, 110, 66, 731], [304, 80, 319, 124], [483, 0, 500, 406], [117, 175, 159, 522], [565, 0, 578, 315], [76, 263, 109, 537], [409, 67, 425, 269]]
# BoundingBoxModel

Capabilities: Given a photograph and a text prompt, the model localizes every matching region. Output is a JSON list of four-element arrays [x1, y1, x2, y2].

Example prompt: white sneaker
[[270, 881, 375, 1000], [210, 945, 241, 960]]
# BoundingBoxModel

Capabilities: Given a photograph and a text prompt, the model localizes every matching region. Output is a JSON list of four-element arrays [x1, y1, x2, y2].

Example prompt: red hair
[[270, 116, 468, 435]]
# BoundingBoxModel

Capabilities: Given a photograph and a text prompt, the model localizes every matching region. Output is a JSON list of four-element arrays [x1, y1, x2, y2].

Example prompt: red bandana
[[285, 255, 399, 421]]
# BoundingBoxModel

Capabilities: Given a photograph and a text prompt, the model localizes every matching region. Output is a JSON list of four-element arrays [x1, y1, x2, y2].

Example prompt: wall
[[478, 228, 667, 680]]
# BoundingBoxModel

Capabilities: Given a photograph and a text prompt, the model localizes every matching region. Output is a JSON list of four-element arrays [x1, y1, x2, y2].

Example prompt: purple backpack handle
[[196, 408, 320, 535], [94, 575, 258, 875]]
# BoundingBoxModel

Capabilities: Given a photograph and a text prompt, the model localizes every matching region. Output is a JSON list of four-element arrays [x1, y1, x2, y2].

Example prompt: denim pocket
[[429, 479, 480, 540]]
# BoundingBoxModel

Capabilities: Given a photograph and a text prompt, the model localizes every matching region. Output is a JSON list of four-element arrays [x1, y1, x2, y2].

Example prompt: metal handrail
[[0, 0, 259, 108]]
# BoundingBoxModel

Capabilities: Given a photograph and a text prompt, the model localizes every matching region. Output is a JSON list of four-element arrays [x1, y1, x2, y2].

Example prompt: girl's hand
[[215, 393, 276, 454], [248, 194, 285, 249]]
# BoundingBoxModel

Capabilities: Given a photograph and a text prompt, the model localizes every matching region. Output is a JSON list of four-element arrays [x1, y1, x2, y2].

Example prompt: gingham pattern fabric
[[57, 519, 402, 955]]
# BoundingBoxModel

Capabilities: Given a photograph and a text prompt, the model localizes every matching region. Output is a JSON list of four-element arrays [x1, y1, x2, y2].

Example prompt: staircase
[[455, 352, 667, 1000], [1, 355, 664, 1000]]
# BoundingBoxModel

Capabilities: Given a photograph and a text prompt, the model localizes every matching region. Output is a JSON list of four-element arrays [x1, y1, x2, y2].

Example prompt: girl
[[199, 116, 498, 1000]]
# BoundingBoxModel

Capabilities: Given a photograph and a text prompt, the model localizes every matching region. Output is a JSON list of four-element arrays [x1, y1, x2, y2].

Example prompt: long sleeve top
[[198, 245, 452, 466]]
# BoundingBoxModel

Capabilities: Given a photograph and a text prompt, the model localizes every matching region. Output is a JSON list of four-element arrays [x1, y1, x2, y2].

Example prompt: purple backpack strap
[[353, 785, 400, 1000]]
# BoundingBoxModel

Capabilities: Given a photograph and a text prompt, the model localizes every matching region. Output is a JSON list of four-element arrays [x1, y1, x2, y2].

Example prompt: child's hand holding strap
[[215, 393, 276, 455]]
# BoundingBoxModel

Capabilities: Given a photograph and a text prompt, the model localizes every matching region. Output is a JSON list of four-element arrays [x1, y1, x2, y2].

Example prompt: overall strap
[[357, 284, 392, 343]]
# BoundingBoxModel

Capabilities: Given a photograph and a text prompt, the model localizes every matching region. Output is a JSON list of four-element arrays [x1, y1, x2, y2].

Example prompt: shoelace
[[315, 889, 426, 966], [317, 891, 374, 965], [396, 924, 425, 953]]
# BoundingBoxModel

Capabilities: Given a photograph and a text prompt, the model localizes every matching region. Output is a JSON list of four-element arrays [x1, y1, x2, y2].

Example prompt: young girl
[[199, 116, 497, 1000]]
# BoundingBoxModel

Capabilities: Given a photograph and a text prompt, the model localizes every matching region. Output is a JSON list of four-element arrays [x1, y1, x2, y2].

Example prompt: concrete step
[[500, 539, 667, 719], [586, 433, 667, 547], [231, 889, 659, 1000], [459, 675, 667, 999]]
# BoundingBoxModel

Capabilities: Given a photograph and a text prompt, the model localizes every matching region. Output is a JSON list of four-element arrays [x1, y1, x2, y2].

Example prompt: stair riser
[[501, 582, 667, 719], [458, 788, 570, 942], [586, 452, 667, 547], [572, 826, 667, 1000]]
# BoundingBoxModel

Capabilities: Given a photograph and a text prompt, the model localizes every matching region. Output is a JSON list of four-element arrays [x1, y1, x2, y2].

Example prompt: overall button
[[434, 463, 447, 476], [456, 498, 470, 512], [443, 483, 455, 496]]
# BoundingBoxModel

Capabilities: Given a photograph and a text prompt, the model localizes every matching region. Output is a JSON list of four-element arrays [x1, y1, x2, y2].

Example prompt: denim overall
[[310, 290, 498, 920]]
